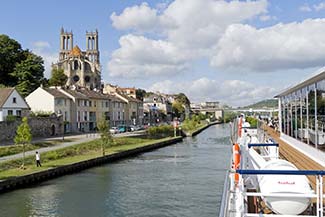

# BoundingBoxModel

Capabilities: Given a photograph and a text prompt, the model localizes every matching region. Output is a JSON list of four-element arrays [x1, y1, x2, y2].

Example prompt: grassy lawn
[[0, 139, 74, 158], [0, 136, 175, 180]]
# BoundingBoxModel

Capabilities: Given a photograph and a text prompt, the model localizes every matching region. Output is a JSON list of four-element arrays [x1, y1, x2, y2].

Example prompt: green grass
[[0, 139, 74, 158], [181, 119, 207, 135], [0, 137, 175, 180]]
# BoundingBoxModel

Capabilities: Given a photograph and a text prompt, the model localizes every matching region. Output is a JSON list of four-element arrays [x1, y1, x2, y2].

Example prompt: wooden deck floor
[[264, 126, 325, 194]]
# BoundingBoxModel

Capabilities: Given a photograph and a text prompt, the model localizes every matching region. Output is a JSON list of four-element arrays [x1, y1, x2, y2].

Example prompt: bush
[[147, 125, 174, 138], [6, 115, 17, 122], [246, 116, 258, 128]]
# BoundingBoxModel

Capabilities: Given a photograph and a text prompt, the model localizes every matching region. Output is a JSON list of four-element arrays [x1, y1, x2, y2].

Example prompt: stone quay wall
[[0, 116, 63, 142]]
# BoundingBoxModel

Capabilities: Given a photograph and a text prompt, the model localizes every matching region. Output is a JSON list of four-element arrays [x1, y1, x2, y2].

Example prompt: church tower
[[59, 28, 73, 61], [86, 30, 100, 64], [53, 28, 101, 90]]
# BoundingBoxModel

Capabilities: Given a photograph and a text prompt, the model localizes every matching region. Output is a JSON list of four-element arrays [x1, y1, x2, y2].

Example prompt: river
[[0, 124, 231, 217]]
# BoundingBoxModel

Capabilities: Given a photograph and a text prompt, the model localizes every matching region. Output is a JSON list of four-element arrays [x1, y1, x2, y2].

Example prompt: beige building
[[114, 93, 143, 125], [52, 28, 101, 90]]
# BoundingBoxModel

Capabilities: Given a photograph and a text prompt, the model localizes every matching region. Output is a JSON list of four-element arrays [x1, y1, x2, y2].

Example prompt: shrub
[[147, 125, 174, 138], [246, 116, 258, 128]]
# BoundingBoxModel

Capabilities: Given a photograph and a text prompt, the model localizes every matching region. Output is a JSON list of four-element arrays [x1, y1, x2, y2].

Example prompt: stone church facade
[[52, 28, 101, 90]]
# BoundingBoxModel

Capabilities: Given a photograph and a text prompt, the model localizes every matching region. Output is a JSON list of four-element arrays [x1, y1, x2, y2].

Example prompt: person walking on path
[[35, 151, 41, 167]]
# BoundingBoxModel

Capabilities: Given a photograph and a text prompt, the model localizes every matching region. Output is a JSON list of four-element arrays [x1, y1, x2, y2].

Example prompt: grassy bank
[[181, 119, 208, 135], [0, 137, 174, 180], [0, 139, 74, 158]]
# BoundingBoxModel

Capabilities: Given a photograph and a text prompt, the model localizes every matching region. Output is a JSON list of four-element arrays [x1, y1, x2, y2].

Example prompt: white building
[[25, 87, 72, 132], [0, 88, 30, 122]]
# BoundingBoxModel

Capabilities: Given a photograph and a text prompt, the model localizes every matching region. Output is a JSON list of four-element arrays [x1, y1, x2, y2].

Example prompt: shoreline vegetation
[[0, 136, 175, 180]]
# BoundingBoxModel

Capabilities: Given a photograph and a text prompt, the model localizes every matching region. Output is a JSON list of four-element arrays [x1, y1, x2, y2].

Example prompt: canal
[[0, 124, 231, 217]]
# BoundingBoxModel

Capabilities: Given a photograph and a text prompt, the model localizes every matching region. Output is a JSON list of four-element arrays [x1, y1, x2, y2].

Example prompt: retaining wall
[[0, 137, 182, 193]]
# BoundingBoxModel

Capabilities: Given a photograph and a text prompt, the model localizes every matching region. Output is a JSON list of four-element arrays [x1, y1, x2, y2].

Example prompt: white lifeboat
[[258, 160, 313, 215]]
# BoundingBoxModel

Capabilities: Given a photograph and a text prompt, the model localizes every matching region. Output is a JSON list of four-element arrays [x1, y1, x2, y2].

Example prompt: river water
[[0, 124, 231, 217]]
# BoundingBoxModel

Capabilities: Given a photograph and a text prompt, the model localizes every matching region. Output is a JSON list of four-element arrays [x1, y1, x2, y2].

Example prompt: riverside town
[[1, 1, 325, 217]]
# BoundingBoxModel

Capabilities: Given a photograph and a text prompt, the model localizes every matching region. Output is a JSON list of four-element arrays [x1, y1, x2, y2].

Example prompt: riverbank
[[0, 136, 182, 193], [183, 121, 220, 137]]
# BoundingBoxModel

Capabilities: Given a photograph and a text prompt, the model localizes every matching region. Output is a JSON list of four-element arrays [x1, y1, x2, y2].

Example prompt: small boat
[[219, 115, 325, 217]]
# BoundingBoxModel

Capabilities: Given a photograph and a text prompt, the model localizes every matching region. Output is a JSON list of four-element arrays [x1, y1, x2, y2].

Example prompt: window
[[64, 111, 68, 121], [78, 100, 80, 106], [16, 110, 21, 117], [106, 101, 109, 108], [64, 99, 67, 106], [8, 110, 13, 115], [13, 97, 16, 103], [55, 99, 63, 106], [84, 111, 88, 121], [105, 112, 110, 120], [77, 111, 80, 121], [94, 101, 96, 107], [89, 101, 92, 107]]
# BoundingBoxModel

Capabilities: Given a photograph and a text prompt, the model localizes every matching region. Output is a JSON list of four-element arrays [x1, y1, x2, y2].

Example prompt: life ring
[[233, 143, 241, 183]]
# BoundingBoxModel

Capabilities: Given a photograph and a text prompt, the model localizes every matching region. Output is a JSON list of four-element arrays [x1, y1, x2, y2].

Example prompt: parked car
[[109, 127, 119, 134], [118, 125, 132, 133]]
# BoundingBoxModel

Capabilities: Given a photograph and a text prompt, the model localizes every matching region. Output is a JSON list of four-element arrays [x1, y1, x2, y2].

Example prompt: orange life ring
[[233, 143, 241, 183]]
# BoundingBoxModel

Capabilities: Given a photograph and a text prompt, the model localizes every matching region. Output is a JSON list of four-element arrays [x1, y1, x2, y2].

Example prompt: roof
[[0, 88, 14, 107], [70, 45, 82, 57], [275, 70, 325, 98], [76, 89, 108, 100], [61, 88, 88, 99], [45, 88, 70, 99], [117, 93, 142, 103]]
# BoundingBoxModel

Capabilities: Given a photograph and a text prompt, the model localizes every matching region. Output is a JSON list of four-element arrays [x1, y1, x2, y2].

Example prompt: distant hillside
[[241, 99, 277, 109]]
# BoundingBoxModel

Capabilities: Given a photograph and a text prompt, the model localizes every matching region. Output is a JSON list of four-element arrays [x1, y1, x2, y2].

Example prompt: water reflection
[[0, 124, 230, 217]]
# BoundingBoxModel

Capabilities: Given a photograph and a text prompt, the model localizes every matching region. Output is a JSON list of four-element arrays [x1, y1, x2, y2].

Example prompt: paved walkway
[[0, 131, 145, 163]]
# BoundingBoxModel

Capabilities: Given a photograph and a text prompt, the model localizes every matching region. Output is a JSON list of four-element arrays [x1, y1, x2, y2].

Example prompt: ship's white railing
[[237, 169, 325, 217], [219, 169, 231, 217]]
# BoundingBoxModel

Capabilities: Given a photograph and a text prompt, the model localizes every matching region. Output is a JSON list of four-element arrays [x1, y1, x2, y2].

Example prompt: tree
[[172, 101, 185, 118], [175, 93, 190, 106], [0, 35, 24, 86], [136, 88, 146, 101], [12, 52, 44, 97], [0, 35, 45, 96], [97, 118, 113, 156], [14, 117, 32, 169], [49, 68, 67, 87]]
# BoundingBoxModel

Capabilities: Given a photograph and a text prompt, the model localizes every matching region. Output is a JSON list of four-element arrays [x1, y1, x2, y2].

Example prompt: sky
[[2, 0, 325, 107]]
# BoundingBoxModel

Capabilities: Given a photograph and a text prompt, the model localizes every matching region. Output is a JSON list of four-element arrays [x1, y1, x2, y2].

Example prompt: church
[[52, 28, 101, 90]]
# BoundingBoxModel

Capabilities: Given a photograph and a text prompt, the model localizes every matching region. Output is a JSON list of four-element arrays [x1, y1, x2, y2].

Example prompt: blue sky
[[2, 0, 325, 106]]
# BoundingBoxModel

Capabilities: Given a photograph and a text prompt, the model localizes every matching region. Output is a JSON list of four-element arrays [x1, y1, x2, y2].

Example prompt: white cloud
[[32, 41, 57, 78], [299, 4, 312, 12], [149, 78, 277, 106], [314, 2, 325, 11], [110, 2, 174, 32], [109, 0, 268, 77], [108, 34, 189, 78], [211, 19, 325, 71]]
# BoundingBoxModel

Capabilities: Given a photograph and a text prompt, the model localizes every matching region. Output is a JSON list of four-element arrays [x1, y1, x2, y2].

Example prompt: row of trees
[[0, 34, 68, 97]]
